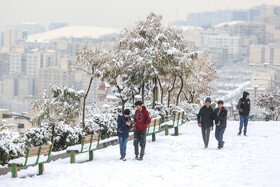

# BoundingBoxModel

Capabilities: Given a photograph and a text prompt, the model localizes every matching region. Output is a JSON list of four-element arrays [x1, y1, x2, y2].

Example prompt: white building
[[26, 51, 41, 78], [9, 52, 22, 76]]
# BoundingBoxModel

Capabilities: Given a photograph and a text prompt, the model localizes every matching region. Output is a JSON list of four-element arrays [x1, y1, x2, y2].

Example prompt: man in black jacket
[[214, 100, 228, 150], [197, 97, 214, 149], [237, 91, 250, 136]]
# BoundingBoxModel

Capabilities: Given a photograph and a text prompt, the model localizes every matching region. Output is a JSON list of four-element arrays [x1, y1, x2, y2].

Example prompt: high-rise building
[[26, 51, 41, 78], [250, 44, 280, 65], [0, 53, 9, 77], [9, 52, 22, 76], [3, 29, 23, 47]]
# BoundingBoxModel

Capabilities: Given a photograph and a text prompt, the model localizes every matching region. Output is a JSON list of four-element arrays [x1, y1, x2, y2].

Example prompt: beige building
[[1, 76, 36, 99], [3, 29, 23, 48], [0, 109, 33, 139], [38, 67, 69, 94], [250, 44, 280, 65]]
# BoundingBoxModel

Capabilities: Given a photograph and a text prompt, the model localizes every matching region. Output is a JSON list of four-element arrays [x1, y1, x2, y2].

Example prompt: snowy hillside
[[1, 121, 280, 187], [27, 26, 119, 41]]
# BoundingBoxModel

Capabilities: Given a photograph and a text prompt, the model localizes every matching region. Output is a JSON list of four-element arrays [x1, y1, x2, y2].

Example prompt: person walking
[[117, 109, 132, 161], [197, 97, 214, 149], [133, 101, 151, 161], [214, 100, 228, 150], [237, 91, 251, 136]]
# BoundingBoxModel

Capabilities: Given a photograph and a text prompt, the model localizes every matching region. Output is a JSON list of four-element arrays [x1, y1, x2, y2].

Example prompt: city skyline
[[0, 0, 280, 31]]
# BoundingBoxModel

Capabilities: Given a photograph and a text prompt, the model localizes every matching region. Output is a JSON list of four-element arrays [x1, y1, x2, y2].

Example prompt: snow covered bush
[[25, 123, 51, 148], [25, 123, 82, 151], [52, 122, 82, 151], [179, 102, 200, 121], [86, 114, 117, 139], [146, 102, 169, 122], [0, 131, 24, 165]]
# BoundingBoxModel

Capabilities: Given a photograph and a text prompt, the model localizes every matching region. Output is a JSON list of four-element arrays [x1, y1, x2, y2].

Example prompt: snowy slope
[[27, 26, 119, 41], [1, 121, 280, 187]]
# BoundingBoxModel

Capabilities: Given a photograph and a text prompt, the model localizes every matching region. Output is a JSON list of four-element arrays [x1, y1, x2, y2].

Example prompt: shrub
[[0, 131, 24, 166]]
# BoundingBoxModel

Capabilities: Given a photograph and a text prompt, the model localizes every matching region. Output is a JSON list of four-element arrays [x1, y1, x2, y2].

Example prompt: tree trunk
[[131, 87, 135, 109], [142, 83, 145, 104], [51, 123, 55, 143], [82, 77, 94, 131], [152, 78, 158, 109], [116, 84, 126, 113], [176, 76, 184, 106], [168, 76, 177, 108], [158, 78, 164, 104]]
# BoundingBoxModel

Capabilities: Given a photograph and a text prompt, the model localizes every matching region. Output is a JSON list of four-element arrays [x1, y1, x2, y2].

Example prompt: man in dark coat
[[197, 97, 214, 149], [237, 91, 250, 136], [117, 109, 132, 161], [214, 100, 228, 150], [133, 101, 151, 161]]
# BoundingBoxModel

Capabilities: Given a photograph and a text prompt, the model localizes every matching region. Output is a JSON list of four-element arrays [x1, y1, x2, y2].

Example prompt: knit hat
[[124, 109, 130, 115], [205, 97, 211, 103]]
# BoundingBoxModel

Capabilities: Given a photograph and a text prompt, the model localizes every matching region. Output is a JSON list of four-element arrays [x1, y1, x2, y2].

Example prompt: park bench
[[66, 133, 101, 163], [162, 111, 184, 136], [8, 144, 53, 178], [146, 117, 161, 142]]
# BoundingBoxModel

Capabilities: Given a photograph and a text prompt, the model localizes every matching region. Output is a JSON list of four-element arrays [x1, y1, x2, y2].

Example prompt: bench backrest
[[147, 118, 161, 134], [154, 118, 161, 132], [146, 119, 156, 134], [24, 144, 53, 166], [80, 133, 101, 152], [173, 111, 184, 127]]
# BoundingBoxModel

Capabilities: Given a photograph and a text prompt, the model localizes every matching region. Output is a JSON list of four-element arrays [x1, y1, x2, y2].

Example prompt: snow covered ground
[[1, 121, 280, 187]]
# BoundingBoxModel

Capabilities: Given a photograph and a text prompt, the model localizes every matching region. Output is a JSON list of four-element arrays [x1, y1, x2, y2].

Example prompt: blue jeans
[[215, 127, 225, 147], [239, 115, 249, 134], [118, 136, 128, 158]]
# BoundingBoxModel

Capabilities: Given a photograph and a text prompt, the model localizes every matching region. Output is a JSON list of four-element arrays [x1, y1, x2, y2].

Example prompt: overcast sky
[[0, 0, 279, 31]]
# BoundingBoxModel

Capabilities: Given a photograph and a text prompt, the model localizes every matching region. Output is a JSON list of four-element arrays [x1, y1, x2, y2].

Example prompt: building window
[[18, 124, 24, 128]]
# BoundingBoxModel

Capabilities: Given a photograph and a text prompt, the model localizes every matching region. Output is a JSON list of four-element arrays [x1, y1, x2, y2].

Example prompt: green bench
[[146, 117, 161, 142], [8, 144, 53, 178], [66, 133, 101, 163], [162, 111, 184, 136]]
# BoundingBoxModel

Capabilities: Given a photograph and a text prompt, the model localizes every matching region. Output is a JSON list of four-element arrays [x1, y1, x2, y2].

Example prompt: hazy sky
[[0, 0, 280, 31]]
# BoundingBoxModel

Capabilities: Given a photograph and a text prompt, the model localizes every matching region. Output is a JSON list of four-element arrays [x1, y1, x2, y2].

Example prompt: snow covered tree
[[69, 47, 109, 130], [32, 85, 84, 142], [115, 12, 194, 108], [183, 53, 218, 104], [256, 89, 280, 121]]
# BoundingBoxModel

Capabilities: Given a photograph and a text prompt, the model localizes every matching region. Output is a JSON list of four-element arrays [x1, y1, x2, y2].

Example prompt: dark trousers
[[215, 127, 226, 147], [239, 115, 249, 134], [201, 126, 211, 146], [134, 130, 146, 158]]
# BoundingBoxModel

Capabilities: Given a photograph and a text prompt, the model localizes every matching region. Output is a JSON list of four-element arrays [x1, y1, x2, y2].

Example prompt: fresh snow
[[1, 121, 280, 187], [27, 26, 119, 41]]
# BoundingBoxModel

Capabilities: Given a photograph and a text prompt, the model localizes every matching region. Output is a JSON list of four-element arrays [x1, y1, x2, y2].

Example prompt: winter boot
[[221, 141, 225, 148], [134, 155, 139, 160], [217, 146, 221, 150], [122, 157, 127, 161], [244, 133, 247, 137], [120, 156, 123, 160], [138, 157, 143, 161], [204, 145, 208, 149], [237, 131, 241, 136]]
